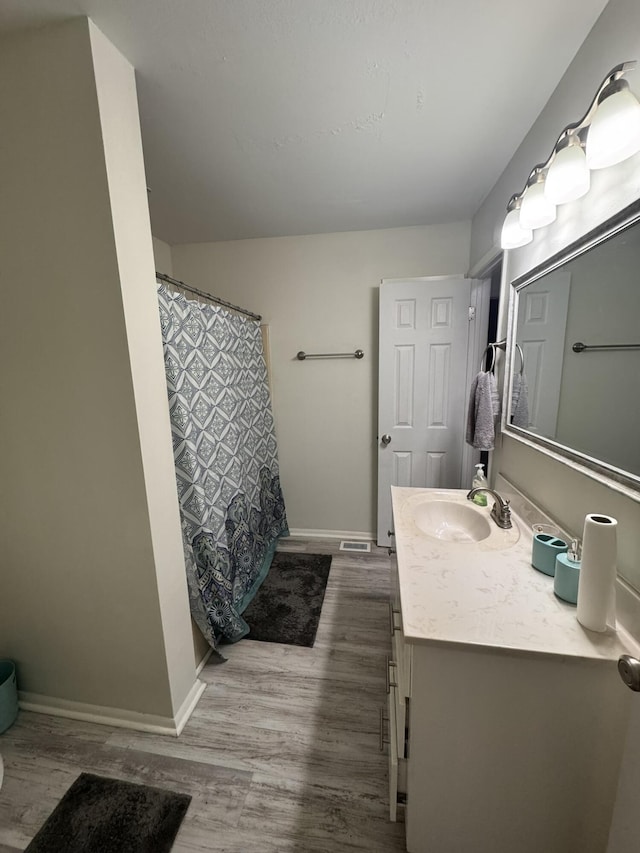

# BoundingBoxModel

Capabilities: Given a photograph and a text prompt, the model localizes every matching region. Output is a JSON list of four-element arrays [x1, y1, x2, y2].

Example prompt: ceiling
[[0, 0, 609, 244]]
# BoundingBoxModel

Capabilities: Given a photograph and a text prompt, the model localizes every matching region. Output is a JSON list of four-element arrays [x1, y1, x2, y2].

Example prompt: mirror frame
[[503, 197, 640, 496]]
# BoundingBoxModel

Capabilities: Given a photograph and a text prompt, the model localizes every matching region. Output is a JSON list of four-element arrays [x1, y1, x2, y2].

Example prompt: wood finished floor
[[0, 540, 407, 852]]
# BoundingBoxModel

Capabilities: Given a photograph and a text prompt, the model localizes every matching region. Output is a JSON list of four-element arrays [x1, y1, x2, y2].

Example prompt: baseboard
[[19, 677, 206, 737], [195, 648, 213, 676], [173, 677, 207, 736], [287, 528, 374, 541]]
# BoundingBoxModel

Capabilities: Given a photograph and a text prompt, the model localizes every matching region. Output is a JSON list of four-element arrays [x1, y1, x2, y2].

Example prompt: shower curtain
[[157, 283, 288, 649]]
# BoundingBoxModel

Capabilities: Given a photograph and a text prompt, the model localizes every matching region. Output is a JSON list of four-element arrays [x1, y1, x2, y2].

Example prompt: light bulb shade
[[519, 181, 557, 230], [544, 144, 590, 204], [586, 84, 640, 169], [501, 207, 533, 250]]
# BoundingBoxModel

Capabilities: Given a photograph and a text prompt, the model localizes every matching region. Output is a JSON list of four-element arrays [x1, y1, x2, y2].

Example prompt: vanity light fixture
[[519, 168, 557, 229], [500, 195, 533, 249], [501, 61, 640, 250], [586, 77, 640, 168], [544, 131, 590, 204]]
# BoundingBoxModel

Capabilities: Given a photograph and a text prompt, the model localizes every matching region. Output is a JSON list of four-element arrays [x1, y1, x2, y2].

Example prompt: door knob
[[618, 655, 640, 691], [381, 434, 392, 445]]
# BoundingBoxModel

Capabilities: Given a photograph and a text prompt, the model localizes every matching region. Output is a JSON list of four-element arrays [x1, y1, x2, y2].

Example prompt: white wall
[[471, 0, 640, 270], [89, 22, 196, 715], [471, 0, 640, 593], [150, 237, 210, 667], [0, 19, 196, 723], [153, 236, 173, 276], [172, 223, 471, 536]]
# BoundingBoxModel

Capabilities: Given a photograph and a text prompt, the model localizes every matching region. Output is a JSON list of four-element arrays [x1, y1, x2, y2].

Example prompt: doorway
[[376, 275, 492, 546]]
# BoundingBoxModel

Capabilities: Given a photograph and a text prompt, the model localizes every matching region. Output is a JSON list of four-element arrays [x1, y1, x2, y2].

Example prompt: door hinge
[[468, 306, 476, 321]]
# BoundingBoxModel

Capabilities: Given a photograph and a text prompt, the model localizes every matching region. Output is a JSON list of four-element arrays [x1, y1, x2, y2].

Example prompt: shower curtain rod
[[156, 271, 262, 322]]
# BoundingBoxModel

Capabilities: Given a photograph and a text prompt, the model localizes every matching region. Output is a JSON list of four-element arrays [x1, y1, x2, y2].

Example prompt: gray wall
[[172, 223, 471, 536], [0, 19, 196, 720], [471, 0, 640, 592], [471, 0, 640, 271], [153, 237, 174, 276]]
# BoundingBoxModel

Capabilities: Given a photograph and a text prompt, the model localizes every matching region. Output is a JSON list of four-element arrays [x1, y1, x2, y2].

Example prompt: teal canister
[[532, 530, 568, 576], [554, 540, 581, 605]]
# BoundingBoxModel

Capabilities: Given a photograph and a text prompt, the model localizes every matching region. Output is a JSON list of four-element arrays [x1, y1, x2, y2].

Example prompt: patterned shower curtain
[[157, 283, 288, 649]]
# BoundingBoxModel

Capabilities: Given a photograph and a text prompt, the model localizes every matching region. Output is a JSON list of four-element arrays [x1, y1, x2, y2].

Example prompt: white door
[[377, 276, 488, 546], [515, 269, 571, 436]]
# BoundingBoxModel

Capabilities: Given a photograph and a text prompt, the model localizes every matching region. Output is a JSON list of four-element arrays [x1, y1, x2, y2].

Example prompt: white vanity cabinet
[[386, 546, 409, 821], [390, 547, 411, 752], [388, 486, 632, 853]]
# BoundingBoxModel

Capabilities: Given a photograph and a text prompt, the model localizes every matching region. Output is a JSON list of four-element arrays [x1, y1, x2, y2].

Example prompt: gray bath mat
[[25, 772, 191, 853], [242, 551, 332, 646]]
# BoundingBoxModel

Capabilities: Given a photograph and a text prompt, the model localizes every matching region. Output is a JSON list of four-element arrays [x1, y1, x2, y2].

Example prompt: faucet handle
[[490, 495, 512, 529]]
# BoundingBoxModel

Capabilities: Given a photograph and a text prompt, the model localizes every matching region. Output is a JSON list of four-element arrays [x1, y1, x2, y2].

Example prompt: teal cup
[[532, 532, 568, 576], [0, 660, 18, 734]]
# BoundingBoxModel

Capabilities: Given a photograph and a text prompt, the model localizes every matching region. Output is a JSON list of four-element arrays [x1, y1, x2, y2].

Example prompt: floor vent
[[339, 540, 371, 553]]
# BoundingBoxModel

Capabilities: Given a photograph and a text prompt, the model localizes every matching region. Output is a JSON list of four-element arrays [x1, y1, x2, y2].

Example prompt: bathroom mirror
[[505, 199, 640, 491]]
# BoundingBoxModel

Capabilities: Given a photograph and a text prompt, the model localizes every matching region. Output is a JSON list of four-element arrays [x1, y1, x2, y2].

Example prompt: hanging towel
[[511, 372, 530, 428], [465, 371, 501, 451]]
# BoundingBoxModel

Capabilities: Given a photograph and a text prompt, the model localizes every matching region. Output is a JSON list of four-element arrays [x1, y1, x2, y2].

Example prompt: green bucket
[[0, 660, 18, 734]]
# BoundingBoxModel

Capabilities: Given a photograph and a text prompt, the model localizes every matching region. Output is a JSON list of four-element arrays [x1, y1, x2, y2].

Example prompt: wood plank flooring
[[0, 539, 407, 852]]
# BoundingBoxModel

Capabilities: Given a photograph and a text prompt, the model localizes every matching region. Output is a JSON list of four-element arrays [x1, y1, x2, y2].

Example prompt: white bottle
[[471, 463, 488, 506]]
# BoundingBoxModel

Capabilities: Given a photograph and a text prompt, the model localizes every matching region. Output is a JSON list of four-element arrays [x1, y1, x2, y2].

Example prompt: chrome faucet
[[466, 488, 512, 529]]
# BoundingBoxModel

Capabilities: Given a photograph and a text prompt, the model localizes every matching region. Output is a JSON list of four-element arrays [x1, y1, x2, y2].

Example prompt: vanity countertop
[[392, 486, 627, 661]]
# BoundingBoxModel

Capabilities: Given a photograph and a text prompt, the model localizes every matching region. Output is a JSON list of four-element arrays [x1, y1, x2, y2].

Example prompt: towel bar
[[296, 349, 364, 360], [572, 341, 640, 353]]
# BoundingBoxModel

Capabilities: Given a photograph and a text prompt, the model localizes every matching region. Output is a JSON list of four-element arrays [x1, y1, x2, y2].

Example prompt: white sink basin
[[413, 500, 492, 543], [404, 490, 520, 550]]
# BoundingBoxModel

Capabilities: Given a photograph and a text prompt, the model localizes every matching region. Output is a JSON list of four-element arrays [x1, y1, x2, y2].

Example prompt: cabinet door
[[387, 667, 407, 823], [390, 612, 408, 756], [389, 521, 411, 757], [390, 549, 412, 699]]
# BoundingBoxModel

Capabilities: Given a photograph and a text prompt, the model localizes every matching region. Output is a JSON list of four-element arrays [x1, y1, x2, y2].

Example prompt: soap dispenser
[[554, 539, 581, 604], [471, 463, 488, 506]]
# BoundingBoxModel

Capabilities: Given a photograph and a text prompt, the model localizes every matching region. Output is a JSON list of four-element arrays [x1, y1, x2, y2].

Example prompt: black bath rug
[[25, 772, 191, 853], [243, 551, 332, 646]]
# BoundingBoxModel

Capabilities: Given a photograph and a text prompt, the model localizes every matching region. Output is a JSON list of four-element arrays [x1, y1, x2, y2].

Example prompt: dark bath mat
[[243, 552, 332, 646], [25, 772, 191, 853]]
